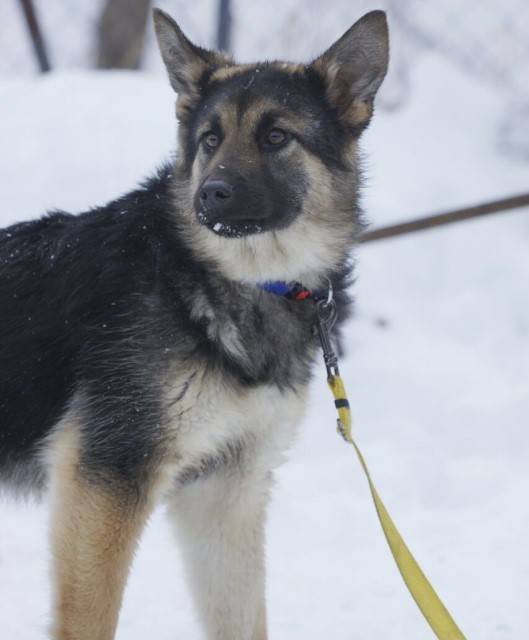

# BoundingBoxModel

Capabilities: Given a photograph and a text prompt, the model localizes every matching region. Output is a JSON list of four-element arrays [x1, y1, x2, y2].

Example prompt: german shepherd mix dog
[[0, 8, 388, 640]]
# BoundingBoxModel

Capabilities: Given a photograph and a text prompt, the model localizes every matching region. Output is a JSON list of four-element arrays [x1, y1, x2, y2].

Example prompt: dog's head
[[154, 9, 389, 286]]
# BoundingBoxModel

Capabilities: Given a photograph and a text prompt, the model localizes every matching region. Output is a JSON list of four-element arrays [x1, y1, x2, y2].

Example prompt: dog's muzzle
[[194, 177, 270, 238]]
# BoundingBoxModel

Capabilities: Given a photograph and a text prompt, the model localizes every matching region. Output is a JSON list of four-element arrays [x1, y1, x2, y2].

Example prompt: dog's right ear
[[153, 9, 229, 99], [311, 11, 389, 133]]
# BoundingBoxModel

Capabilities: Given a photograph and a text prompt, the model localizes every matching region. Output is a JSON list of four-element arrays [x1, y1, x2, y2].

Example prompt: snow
[[1, 49, 529, 640]]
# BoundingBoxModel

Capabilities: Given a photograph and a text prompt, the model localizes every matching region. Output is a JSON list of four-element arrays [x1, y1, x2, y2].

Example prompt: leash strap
[[259, 277, 467, 637], [327, 374, 466, 640]]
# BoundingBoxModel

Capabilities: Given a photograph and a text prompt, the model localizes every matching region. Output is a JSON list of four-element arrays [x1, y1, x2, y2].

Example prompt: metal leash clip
[[315, 280, 339, 378]]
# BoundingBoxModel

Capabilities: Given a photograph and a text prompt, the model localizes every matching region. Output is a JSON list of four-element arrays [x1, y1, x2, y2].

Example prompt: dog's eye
[[265, 128, 289, 148], [203, 132, 220, 150]]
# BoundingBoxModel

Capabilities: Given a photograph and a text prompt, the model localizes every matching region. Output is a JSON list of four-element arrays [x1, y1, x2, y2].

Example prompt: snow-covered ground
[[1, 47, 528, 640]]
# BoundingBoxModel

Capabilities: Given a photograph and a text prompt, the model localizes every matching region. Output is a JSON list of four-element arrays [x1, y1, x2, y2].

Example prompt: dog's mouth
[[197, 210, 268, 238]]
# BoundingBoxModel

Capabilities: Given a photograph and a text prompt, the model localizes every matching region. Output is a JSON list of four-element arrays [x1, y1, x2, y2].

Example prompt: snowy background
[[1, 1, 529, 639]]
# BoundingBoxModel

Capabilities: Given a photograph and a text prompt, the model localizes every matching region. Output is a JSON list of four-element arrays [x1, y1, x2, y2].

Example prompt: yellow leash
[[260, 277, 467, 637], [327, 373, 467, 639]]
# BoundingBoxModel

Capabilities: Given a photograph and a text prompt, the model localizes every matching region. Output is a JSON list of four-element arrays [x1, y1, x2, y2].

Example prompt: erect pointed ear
[[153, 9, 230, 99], [312, 10, 389, 132]]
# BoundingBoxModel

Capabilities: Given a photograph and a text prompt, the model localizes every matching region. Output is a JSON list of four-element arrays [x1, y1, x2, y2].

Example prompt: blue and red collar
[[258, 280, 326, 301]]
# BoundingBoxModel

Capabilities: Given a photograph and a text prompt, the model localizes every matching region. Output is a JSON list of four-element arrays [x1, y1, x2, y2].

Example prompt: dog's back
[[0, 169, 177, 491], [0, 213, 78, 488]]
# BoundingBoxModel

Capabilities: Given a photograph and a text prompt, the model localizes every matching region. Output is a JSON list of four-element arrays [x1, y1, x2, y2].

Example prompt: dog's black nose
[[199, 180, 233, 206]]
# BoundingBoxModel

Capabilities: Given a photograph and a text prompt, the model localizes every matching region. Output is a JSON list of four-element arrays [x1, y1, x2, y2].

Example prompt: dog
[[0, 8, 388, 639]]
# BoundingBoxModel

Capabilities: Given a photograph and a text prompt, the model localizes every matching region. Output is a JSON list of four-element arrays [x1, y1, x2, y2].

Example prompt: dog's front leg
[[48, 430, 155, 640], [168, 469, 271, 640]]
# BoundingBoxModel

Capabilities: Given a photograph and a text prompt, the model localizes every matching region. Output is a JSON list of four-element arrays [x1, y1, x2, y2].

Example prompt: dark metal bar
[[19, 0, 51, 73], [359, 192, 529, 244], [216, 0, 231, 52]]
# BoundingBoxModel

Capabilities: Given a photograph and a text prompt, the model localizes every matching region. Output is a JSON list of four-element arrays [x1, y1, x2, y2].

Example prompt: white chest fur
[[162, 366, 308, 487]]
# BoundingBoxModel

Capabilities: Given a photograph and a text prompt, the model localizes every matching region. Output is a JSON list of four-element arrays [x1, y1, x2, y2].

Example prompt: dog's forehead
[[197, 64, 324, 128], [209, 61, 305, 85]]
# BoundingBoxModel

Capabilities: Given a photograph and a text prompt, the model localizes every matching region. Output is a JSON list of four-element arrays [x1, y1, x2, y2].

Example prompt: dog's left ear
[[312, 10, 389, 132], [153, 9, 230, 102]]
